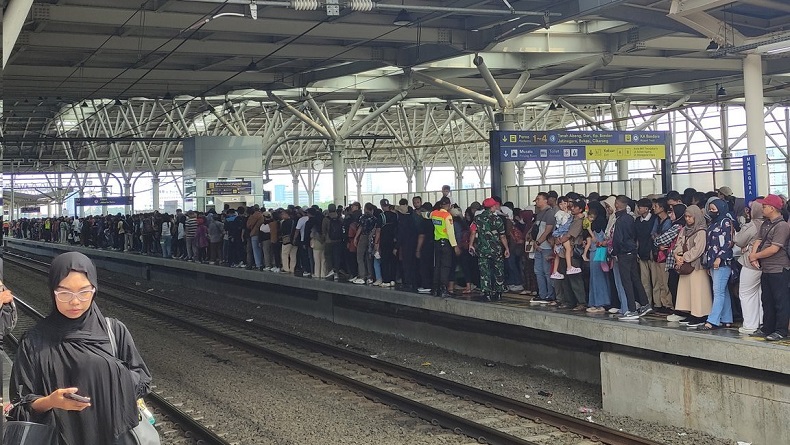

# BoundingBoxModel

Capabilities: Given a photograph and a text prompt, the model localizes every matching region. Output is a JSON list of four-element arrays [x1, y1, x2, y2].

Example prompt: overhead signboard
[[21, 206, 41, 213], [492, 131, 669, 162], [206, 180, 253, 196], [74, 196, 134, 206]]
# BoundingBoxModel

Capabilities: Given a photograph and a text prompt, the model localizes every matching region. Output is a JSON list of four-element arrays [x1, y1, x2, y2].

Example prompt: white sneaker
[[417, 287, 432, 294], [509, 284, 524, 292], [380, 281, 392, 288], [738, 327, 756, 334], [373, 280, 383, 286], [303, 272, 312, 278], [618, 311, 640, 321], [366, 278, 374, 285], [608, 307, 620, 314], [566, 266, 582, 275], [389, 281, 396, 287], [271, 267, 280, 273], [325, 271, 335, 278], [550, 272, 564, 280], [666, 314, 685, 322], [352, 278, 365, 285]]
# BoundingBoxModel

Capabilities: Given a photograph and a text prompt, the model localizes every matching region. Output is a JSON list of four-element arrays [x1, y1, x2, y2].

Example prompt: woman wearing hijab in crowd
[[734, 200, 764, 334], [699, 199, 735, 330], [584, 201, 611, 312], [673, 205, 713, 327], [654, 204, 687, 320], [9, 252, 152, 445]]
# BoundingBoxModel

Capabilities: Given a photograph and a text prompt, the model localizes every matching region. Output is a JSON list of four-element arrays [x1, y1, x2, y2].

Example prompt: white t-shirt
[[296, 216, 310, 242], [261, 222, 271, 234]]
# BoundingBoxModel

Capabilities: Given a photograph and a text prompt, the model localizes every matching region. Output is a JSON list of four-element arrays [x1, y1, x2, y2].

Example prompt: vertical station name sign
[[492, 131, 669, 162], [742, 155, 757, 205]]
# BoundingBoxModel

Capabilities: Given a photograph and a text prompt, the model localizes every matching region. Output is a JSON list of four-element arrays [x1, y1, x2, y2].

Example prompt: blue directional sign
[[492, 131, 669, 162], [501, 145, 586, 162], [743, 155, 757, 204]]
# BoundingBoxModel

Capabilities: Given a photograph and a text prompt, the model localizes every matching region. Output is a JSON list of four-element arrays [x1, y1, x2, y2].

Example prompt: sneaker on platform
[[618, 311, 640, 321], [417, 287, 432, 294], [550, 272, 564, 280], [373, 280, 383, 286], [325, 271, 335, 279], [738, 327, 756, 334], [637, 305, 653, 317], [608, 307, 621, 314], [666, 314, 685, 322], [352, 278, 365, 285], [566, 266, 582, 275]]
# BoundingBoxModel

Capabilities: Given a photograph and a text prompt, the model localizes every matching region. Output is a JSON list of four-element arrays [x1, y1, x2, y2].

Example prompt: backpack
[[328, 218, 344, 241], [347, 221, 360, 253]]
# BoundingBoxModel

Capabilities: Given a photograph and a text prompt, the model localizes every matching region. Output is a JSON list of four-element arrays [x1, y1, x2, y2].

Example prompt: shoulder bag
[[106, 318, 161, 445], [676, 229, 703, 275]]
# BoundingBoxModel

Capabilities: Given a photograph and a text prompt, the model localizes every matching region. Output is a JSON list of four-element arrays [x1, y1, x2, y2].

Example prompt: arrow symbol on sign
[[503, 151, 509, 158]]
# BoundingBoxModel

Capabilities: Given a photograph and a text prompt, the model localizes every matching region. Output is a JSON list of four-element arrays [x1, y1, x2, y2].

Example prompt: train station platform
[[5, 238, 790, 444]]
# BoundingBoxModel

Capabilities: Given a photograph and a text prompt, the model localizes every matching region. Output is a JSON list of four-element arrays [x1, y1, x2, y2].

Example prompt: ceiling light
[[706, 40, 719, 52], [444, 102, 452, 111], [81, 101, 89, 108], [163, 91, 173, 100], [246, 61, 258, 72], [717, 86, 726, 96], [549, 102, 557, 111], [651, 105, 658, 111], [114, 99, 123, 106], [393, 9, 413, 26], [368, 106, 375, 112], [766, 45, 790, 55]]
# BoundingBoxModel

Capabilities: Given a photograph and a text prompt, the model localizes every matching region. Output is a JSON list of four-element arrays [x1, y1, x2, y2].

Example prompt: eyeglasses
[[54, 288, 95, 303]]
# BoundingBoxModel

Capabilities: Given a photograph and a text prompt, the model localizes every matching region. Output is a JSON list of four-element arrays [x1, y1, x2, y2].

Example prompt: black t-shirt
[[419, 217, 434, 253]]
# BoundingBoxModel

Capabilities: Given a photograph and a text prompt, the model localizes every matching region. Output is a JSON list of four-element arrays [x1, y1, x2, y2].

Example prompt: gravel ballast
[[6, 253, 735, 445]]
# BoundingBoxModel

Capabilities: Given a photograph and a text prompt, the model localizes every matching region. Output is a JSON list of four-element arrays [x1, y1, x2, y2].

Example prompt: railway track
[[5, 250, 665, 445]]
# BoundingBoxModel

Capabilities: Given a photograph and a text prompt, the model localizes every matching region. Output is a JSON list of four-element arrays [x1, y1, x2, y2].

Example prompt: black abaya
[[9, 252, 152, 445]]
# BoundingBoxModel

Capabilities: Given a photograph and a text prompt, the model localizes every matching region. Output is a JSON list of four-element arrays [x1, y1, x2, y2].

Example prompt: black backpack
[[328, 217, 344, 241]]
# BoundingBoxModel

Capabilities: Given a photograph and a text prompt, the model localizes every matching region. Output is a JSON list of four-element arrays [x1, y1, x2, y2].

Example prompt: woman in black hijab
[[9, 252, 152, 445]]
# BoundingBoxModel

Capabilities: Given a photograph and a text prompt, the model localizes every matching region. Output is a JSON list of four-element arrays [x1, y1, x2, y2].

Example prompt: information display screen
[[492, 131, 669, 162]]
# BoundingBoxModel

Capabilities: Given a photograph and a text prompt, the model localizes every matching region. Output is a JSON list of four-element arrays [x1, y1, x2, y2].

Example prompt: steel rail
[[6, 250, 665, 445]]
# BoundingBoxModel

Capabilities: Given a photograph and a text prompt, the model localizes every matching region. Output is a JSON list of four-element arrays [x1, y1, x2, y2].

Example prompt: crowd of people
[[9, 184, 790, 341]]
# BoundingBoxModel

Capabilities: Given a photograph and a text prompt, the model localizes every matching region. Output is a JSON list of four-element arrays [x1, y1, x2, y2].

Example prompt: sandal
[[697, 323, 719, 331]]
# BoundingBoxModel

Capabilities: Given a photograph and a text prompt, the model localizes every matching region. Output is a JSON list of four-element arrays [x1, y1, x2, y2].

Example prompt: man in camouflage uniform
[[470, 198, 511, 301]]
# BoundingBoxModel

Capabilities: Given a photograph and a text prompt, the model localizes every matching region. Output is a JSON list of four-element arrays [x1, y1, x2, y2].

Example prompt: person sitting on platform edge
[[9, 252, 153, 445]]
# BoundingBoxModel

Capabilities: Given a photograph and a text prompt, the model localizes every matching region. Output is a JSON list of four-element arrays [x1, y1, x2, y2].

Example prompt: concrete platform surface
[[6, 238, 789, 376]]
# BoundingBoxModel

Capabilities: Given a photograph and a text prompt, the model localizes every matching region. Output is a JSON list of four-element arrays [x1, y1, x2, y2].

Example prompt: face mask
[[709, 211, 719, 220]]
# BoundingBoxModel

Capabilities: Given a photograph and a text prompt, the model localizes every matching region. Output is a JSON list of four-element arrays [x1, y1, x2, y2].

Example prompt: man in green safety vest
[[430, 197, 459, 298]]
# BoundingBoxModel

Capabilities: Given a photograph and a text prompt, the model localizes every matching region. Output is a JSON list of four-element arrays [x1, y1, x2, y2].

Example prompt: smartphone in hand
[[64, 393, 91, 403]]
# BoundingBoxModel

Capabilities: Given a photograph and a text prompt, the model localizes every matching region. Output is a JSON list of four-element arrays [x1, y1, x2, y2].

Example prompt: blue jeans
[[708, 266, 733, 326], [533, 248, 555, 300], [506, 252, 523, 286], [161, 235, 172, 258], [251, 235, 263, 268], [374, 257, 382, 281], [612, 262, 628, 314]]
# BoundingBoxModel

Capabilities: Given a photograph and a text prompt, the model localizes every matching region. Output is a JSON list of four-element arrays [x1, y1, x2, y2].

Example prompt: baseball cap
[[379, 199, 390, 207], [483, 197, 497, 208], [717, 186, 733, 197], [328, 204, 337, 212], [756, 194, 783, 210]]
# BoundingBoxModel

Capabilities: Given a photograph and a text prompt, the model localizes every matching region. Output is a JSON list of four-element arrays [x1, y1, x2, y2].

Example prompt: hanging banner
[[742, 155, 757, 205], [206, 180, 253, 196], [74, 196, 134, 206], [492, 131, 669, 162]]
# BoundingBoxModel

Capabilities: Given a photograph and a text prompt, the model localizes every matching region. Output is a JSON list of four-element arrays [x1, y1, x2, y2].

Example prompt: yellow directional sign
[[586, 145, 666, 160]]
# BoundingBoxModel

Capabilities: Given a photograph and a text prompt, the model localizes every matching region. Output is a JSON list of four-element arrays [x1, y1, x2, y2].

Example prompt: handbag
[[106, 318, 161, 445], [593, 246, 607, 262], [676, 229, 703, 275]]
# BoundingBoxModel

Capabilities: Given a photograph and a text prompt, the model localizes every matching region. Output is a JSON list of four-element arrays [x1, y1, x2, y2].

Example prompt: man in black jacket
[[612, 195, 650, 320]]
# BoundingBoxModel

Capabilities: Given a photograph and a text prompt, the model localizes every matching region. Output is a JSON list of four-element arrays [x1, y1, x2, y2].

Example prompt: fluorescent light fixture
[[760, 40, 790, 55]]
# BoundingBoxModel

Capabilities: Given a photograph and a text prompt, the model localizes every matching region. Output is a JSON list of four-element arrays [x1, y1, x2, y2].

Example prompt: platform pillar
[[292, 173, 300, 206], [743, 53, 769, 194], [496, 112, 517, 201], [415, 162, 425, 194], [331, 144, 346, 205], [152, 176, 160, 211], [616, 160, 628, 181], [123, 182, 132, 214]]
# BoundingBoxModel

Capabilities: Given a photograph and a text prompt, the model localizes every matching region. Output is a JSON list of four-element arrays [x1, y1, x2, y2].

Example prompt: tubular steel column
[[498, 113, 517, 201], [331, 144, 346, 205], [123, 182, 132, 214], [415, 162, 425, 194], [292, 173, 300, 206], [744, 53, 769, 194], [152, 175, 161, 211]]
